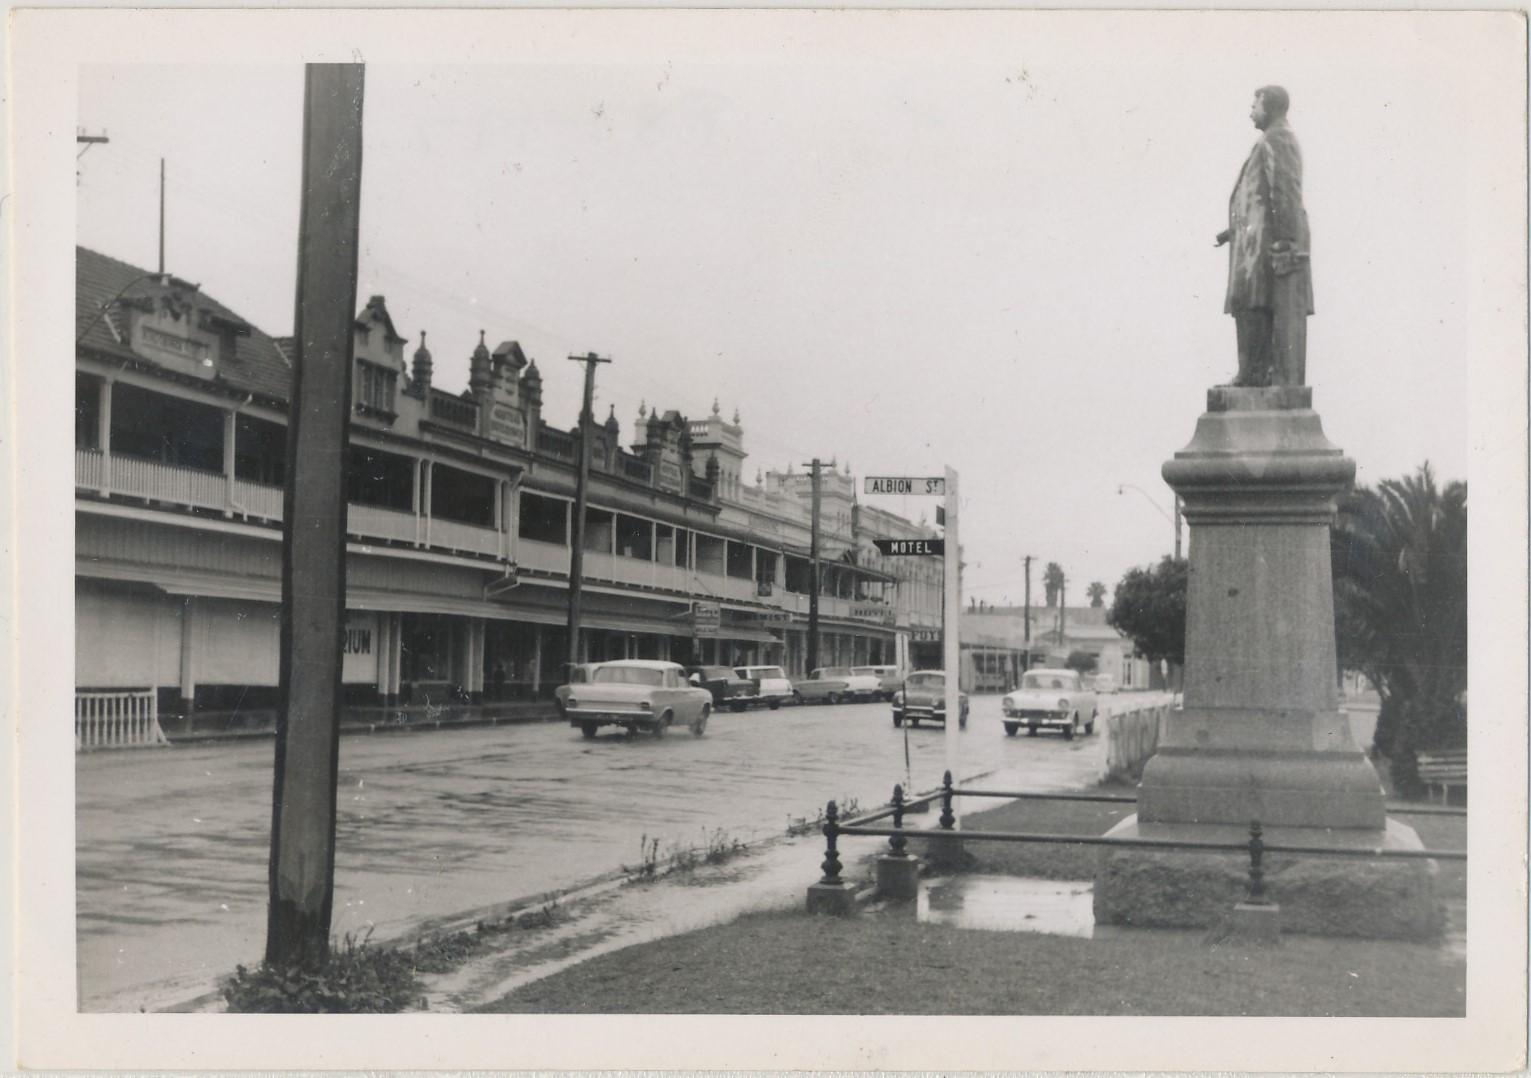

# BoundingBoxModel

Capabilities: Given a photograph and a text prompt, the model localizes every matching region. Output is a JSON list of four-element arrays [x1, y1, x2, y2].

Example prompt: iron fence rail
[[814, 772, 1466, 906]]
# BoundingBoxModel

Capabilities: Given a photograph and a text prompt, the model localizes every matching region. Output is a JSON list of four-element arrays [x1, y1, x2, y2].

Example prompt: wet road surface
[[77, 694, 1112, 1010]]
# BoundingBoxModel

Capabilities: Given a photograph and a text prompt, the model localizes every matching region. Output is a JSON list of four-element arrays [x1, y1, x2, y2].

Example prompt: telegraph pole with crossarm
[[566, 352, 612, 673]]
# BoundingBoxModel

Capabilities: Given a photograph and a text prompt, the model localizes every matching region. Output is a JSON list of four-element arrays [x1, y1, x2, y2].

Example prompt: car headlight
[[566, 697, 577, 709], [639, 700, 652, 710], [1057, 697, 1070, 711]]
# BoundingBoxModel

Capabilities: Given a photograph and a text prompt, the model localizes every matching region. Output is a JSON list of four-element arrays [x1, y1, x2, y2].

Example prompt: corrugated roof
[[76, 246, 294, 402]]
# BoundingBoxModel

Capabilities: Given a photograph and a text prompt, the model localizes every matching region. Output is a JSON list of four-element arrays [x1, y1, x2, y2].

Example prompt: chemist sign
[[864, 476, 946, 496]]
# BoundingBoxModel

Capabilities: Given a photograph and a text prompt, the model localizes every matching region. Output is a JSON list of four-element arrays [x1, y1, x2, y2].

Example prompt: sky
[[74, 12, 1508, 605]]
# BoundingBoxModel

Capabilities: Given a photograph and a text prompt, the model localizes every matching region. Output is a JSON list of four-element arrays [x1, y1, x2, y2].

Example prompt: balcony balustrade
[[518, 538, 570, 575], [428, 391, 479, 430], [231, 478, 283, 520], [350, 503, 419, 545], [429, 515, 502, 557], [537, 427, 577, 461]]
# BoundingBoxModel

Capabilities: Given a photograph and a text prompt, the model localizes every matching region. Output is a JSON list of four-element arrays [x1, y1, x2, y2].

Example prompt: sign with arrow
[[873, 538, 944, 556]]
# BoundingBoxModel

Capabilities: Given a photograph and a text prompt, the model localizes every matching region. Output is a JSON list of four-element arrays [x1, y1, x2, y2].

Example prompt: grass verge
[[478, 790, 1465, 1016]]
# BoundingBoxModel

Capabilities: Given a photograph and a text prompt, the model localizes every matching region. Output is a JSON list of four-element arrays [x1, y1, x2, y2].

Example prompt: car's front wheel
[[1004, 722, 1018, 737], [892, 713, 903, 727], [827, 692, 842, 706], [768, 698, 781, 711], [580, 720, 597, 739], [1086, 711, 1097, 735], [691, 704, 710, 736], [1063, 714, 1077, 740]]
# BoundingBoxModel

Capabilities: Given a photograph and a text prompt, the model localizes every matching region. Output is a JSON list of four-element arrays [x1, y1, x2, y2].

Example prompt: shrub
[[222, 932, 422, 1013]]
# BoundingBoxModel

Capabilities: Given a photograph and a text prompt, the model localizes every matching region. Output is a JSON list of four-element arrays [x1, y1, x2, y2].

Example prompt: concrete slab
[[917, 875, 1095, 938]]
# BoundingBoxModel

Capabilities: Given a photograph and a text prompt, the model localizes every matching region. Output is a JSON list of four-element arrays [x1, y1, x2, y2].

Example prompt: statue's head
[[1251, 85, 1290, 129]]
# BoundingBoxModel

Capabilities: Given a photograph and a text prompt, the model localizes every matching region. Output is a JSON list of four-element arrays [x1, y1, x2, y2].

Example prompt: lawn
[[480, 792, 1466, 1016]]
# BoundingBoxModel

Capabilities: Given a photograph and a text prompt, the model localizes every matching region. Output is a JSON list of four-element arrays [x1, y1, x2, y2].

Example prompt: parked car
[[891, 670, 968, 729], [792, 669, 851, 705], [1001, 668, 1099, 739], [735, 665, 793, 710], [686, 665, 758, 712], [562, 660, 711, 738], [852, 664, 904, 701], [813, 666, 883, 702], [1090, 673, 1119, 694]]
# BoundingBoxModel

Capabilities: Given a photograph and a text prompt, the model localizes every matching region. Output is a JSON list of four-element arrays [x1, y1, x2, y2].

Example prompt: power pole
[[566, 352, 611, 673], [1022, 554, 1033, 672], [1059, 576, 1067, 653], [158, 158, 166, 275], [1174, 495, 1184, 561], [802, 458, 823, 673], [267, 63, 365, 971]]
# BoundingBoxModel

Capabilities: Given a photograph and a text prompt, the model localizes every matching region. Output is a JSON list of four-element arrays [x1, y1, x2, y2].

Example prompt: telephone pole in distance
[[567, 352, 612, 673], [801, 458, 823, 673]]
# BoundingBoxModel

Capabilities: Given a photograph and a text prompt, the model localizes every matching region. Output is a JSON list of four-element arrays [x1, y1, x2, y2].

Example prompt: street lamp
[[1118, 483, 1183, 560]]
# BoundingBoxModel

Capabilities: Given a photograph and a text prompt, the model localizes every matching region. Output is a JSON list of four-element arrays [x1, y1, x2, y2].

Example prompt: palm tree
[[1332, 463, 1467, 794], [1086, 581, 1107, 607], [1043, 562, 1064, 607]]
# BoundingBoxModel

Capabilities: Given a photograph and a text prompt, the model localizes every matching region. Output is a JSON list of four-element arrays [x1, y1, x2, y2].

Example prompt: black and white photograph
[[7, 6, 1527, 1071]]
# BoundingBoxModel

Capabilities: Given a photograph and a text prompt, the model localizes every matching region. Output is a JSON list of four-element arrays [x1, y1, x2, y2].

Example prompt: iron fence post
[[939, 770, 955, 830], [890, 784, 908, 857], [819, 800, 843, 884], [1247, 819, 1268, 905]]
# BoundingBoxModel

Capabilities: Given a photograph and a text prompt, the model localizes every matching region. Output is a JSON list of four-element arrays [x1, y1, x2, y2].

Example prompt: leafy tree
[[1065, 650, 1099, 675], [1043, 562, 1064, 607], [1107, 556, 1188, 690], [1332, 464, 1467, 795], [1086, 581, 1107, 607]]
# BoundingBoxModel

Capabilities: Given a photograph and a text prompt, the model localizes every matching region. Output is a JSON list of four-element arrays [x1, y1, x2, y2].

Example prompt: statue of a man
[[1215, 85, 1313, 387]]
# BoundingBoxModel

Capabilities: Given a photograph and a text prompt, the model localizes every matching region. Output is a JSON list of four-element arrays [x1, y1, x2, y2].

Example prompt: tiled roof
[[76, 246, 294, 403]]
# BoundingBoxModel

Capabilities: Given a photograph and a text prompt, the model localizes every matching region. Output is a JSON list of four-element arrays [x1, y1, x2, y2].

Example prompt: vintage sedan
[[1001, 668, 1099, 739], [563, 660, 712, 738], [791, 668, 851, 705], [891, 671, 968, 728], [686, 665, 759, 712], [853, 664, 904, 701], [812, 666, 884, 702], [735, 665, 793, 709]]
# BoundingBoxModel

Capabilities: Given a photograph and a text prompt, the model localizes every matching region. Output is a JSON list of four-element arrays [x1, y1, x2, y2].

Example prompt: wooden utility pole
[[801, 458, 823, 673], [1022, 554, 1033, 671], [566, 352, 611, 672], [267, 63, 365, 970], [158, 158, 166, 275]]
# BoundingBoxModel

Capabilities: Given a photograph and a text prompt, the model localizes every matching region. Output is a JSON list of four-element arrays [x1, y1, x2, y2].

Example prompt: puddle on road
[[917, 875, 1095, 938]]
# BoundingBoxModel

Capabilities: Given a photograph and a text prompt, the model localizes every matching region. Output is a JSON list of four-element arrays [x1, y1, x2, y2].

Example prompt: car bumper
[[1003, 708, 1070, 726], [567, 708, 654, 724]]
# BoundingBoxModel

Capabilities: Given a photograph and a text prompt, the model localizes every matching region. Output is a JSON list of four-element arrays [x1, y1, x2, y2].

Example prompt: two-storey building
[[74, 246, 944, 717]]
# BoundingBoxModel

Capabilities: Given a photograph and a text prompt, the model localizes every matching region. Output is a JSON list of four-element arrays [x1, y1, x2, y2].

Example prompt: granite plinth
[[875, 854, 920, 902], [1093, 816, 1442, 940], [806, 880, 858, 916]]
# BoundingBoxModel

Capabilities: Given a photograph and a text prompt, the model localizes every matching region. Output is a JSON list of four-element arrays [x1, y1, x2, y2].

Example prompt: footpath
[[163, 699, 558, 744]]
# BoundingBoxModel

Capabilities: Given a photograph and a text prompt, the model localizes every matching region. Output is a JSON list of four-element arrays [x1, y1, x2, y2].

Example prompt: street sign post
[[872, 538, 945, 556], [943, 466, 960, 815], [864, 476, 946, 496]]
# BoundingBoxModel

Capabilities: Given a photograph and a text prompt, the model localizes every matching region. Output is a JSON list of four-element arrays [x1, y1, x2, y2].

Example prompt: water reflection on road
[[76, 694, 1109, 1010]]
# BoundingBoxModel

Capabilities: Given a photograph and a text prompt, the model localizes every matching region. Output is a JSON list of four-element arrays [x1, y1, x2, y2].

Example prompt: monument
[[1093, 88, 1439, 938]]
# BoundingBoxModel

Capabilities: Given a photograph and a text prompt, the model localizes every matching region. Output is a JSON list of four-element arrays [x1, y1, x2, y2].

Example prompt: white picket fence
[[75, 690, 170, 751], [1099, 692, 1177, 782]]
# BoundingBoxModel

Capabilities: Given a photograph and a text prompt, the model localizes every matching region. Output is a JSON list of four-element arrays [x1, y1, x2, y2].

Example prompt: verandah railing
[[75, 690, 169, 751]]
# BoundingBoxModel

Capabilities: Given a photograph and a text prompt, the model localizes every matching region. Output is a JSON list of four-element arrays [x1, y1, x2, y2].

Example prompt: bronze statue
[[1215, 85, 1313, 387]]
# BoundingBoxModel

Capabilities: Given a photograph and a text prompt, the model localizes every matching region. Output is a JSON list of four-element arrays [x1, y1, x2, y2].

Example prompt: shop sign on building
[[488, 401, 526, 447], [341, 613, 378, 683], [133, 310, 217, 380], [873, 538, 945, 556], [692, 601, 721, 637], [911, 628, 942, 643], [658, 458, 685, 494], [851, 603, 896, 625]]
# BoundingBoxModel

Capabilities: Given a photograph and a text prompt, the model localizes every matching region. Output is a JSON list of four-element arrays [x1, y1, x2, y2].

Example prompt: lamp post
[[1118, 483, 1183, 560]]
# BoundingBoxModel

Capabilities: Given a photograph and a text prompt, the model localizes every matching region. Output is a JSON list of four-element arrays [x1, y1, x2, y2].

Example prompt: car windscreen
[[906, 674, 943, 688], [850, 667, 879, 675], [1022, 674, 1072, 690], [699, 667, 735, 679], [592, 667, 665, 686], [744, 667, 785, 679]]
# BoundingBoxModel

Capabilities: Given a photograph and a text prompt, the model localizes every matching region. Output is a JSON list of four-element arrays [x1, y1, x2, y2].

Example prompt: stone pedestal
[[805, 880, 858, 916], [876, 854, 920, 901], [1094, 387, 1439, 938]]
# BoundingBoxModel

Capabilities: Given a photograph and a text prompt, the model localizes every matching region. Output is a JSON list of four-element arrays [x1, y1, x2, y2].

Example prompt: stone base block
[[923, 832, 966, 872], [1225, 901, 1282, 944], [806, 880, 858, 916], [1093, 816, 1442, 940], [876, 855, 920, 901], [1139, 747, 1386, 830]]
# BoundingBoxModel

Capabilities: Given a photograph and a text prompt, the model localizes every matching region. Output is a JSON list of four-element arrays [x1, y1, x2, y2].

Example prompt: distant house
[[962, 604, 1155, 692]]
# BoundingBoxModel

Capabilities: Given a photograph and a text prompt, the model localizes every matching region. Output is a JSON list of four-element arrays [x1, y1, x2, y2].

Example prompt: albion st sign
[[864, 476, 946, 496], [872, 538, 944, 556]]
